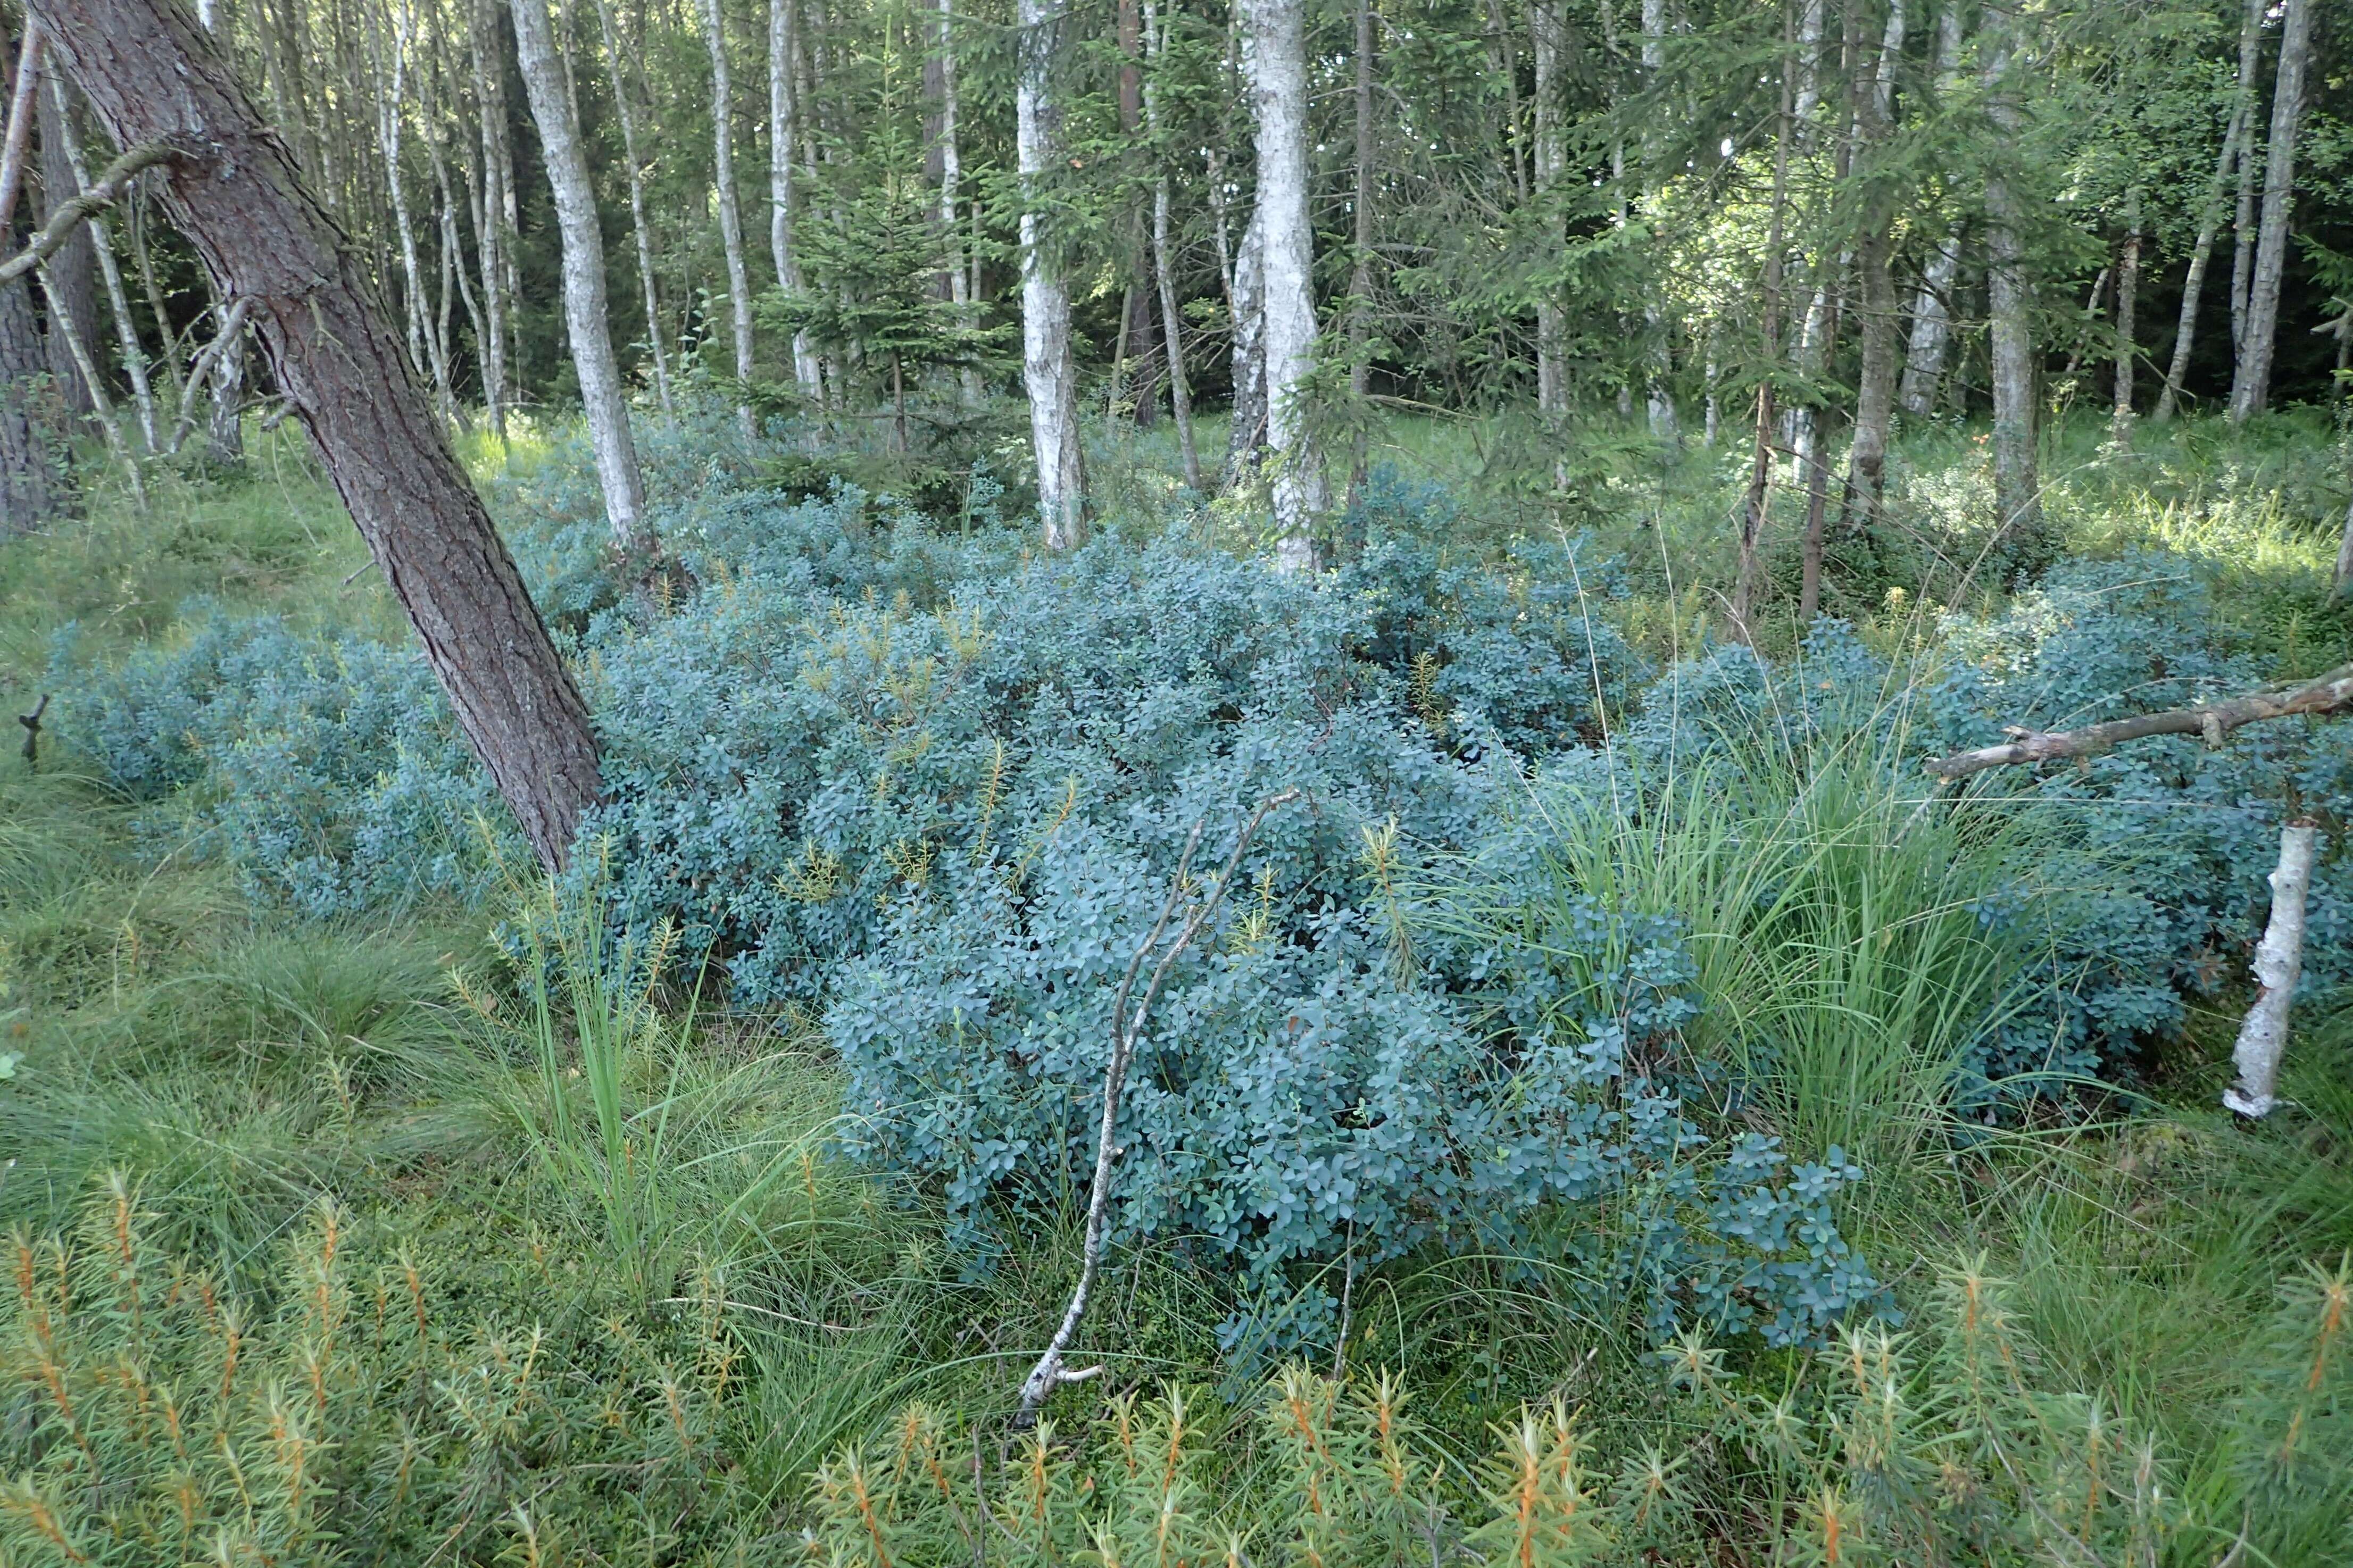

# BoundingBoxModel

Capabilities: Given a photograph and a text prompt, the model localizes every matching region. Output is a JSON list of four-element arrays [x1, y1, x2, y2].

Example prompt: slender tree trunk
[[699, 0, 757, 438], [1346, 0, 1375, 518], [511, 0, 647, 553], [2230, 0, 2308, 424], [1242, 0, 1326, 571], [1018, 0, 1084, 547], [1142, 0, 1198, 488], [770, 0, 821, 398], [2111, 196, 2139, 437], [2156, 97, 2246, 420], [43, 71, 154, 452], [35, 66, 94, 417], [1637, 0, 1673, 440], [0, 268, 60, 533], [587, 0, 671, 415], [206, 316, 244, 468], [36, 0, 603, 871], [468, 0, 511, 438], [1895, 5, 1965, 419], [1224, 203, 1265, 487], [1842, 0, 1903, 537], [931, 0, 977, 403], [1981, 26, 2039, 549], [36, 259, 140, 505], [1531, 0, 1562, 419], [373, 0, 429, 387], [2227, 0, 2263, 364], [1733, 12, 1793, 646]]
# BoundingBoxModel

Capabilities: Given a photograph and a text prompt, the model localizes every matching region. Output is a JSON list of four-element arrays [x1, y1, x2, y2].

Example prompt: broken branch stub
[[2223, 820, 2320, 1119]]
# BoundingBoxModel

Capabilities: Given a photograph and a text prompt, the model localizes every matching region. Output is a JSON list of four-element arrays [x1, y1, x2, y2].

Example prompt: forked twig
[[1015, 787, 1301, 1424]]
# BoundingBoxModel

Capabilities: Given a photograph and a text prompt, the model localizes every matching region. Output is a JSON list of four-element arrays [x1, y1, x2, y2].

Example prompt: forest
[[3, 0, 2353, 1559]]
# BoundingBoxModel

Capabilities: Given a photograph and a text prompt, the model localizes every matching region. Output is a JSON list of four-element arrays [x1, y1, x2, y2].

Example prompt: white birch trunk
[[593, 0, 674, 414], [934, 0, 979, 403], [510, 0, 648, 552], [41, 74, 156, 454], [1532, 0, 1564, 416], [701, 0, 759, 438], [1242, 0, 1327, 571], [1638, 0, 1674, 440], [2223, 822, 2319, 1118], [1897, 5, 1966, 420], [1982, 28, 2039, 545], [1144, 0, 1200, 487], [770, 0, 822, 397], [2229, 0, 2309, 424], [2156, 94, 2245, 421], [2227, 0, 2264, 361], [1018, 0, 1085, 548], [1225, 204, 1266, 487], [469, 0, 512, 439]]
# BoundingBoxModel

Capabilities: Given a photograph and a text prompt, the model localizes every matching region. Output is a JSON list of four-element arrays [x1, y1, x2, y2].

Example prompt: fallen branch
[[1016, 787, 1301, 1425], [1925, 662, 2353, 780], [0, 140, 177, 287]]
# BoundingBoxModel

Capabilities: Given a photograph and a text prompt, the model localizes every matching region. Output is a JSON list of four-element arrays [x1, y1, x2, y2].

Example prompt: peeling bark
[[2223, 822, 2318, 1119]]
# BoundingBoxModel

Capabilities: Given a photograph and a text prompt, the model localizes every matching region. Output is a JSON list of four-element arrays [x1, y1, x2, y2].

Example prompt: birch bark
[[1242, 0, 1327, 571], [592, 0, 673, 414], [2223, 822, 2318, 1119], [1017, 0, 1085, 547], [1981, 25, 2039, 548], [770, 0, 821, 396], [2229, 0, 2308, 423], [1143, 0, 1199, 488], [700, 0, 758, 438], [1896, 3, 1963, 418], [510, 0, 648, 553]]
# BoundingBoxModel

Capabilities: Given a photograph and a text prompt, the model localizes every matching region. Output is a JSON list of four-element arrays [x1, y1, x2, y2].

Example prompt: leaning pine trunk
[[510, 0, 647, 554], [2229, 0, 2310, 424], [700, 0, 758, 440], [1017, 0, 1085, 548], [1242, 0, 1327, 572], [2223, 821, 2319, 1118], [34, 0, 604, 873]]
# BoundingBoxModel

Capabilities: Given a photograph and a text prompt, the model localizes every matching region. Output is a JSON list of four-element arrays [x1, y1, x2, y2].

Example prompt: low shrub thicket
[[44, 468, 2349, 1354]]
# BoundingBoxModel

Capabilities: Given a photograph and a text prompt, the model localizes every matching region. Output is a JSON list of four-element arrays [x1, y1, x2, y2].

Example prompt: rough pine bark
[[32, 0, 603, 872], [2229, 0, 2309, 423], [1242, 0, 1327, 571], [510, 0, 647, 554], [700, 0, 758, 439], [1017, 0, 1085, 547]]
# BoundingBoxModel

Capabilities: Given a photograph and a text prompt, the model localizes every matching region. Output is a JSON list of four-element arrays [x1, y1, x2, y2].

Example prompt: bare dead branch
[[0, 140, 177, 287], [1925, 662, 2353, 780], [1016, 787, 1302, 1424]]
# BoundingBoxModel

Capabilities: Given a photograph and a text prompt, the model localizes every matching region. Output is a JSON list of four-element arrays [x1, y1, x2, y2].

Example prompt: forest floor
[[4, 407, 2353, 1562]]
